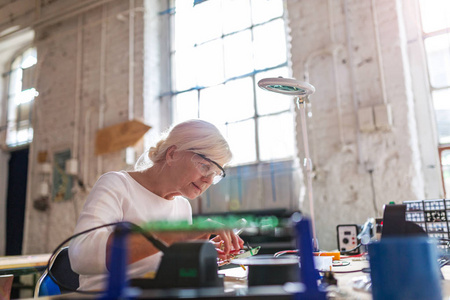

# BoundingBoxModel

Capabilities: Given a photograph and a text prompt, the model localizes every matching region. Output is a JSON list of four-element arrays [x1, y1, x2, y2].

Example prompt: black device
[[131, 241, 223, 289], [381, 204, 427, 238]]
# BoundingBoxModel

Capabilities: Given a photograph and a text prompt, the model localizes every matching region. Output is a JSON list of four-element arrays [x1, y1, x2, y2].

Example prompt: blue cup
[[368, 237, 442, 300]]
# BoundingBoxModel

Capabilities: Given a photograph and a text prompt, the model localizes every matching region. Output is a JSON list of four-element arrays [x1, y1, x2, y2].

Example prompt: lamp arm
[[297, 96, 318, 251]]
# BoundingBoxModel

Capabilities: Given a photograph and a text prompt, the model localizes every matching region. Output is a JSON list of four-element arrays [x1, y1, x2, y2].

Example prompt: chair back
[[0, 274, 14, 300], [34, 247, 79, 297]]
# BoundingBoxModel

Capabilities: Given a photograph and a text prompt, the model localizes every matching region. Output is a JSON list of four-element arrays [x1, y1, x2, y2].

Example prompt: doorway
[[6, 147, 29, 255]]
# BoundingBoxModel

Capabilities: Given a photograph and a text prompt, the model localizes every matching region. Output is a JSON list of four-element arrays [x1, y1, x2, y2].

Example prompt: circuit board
[[404, 199, 450, 248], [218, 246, 261, 266]]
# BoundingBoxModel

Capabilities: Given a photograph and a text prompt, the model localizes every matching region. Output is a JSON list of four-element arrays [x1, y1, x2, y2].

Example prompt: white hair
[[135, 119, 232, 171]]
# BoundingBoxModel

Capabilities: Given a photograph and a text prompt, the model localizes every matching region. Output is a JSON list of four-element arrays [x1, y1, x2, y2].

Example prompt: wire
[[341, 252, 367, 259], [273, 250, 298, 258], [331, 269, 366, 274], [438, 257, 450, 268], [46, 221, 151, 295], [339, 243, 362, 255], [46, 219, 255, 294]]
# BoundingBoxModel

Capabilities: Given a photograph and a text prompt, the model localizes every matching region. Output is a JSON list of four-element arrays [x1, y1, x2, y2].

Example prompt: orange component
[[313, 251, 340, 261]]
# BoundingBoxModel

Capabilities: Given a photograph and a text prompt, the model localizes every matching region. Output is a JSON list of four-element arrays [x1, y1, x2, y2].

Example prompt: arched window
[[6, 47, 37, 147]]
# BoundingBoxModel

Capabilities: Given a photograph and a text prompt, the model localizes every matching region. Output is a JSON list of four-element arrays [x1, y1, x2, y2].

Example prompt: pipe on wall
[[343, 0, 365, 170], [84, 106, 97, 190], [129, 0, 135, 121], [370, 0, 388, 105], [303, 44, 345, 170], [97, 4, 107, 178], [327, 0, 345, 149], [126, 0, 136, 165], [73, 15, 82, 164]]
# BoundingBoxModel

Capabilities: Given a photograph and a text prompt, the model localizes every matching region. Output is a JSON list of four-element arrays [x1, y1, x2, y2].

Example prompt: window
[[6, 47, 37, 147], [419, 0, 450, 196], [440, 148, 450, 195], [169, 0, 293, 165]]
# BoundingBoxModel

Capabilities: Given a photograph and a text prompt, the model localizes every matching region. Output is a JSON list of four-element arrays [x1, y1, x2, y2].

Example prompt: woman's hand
[[209, 229, 244, 260]]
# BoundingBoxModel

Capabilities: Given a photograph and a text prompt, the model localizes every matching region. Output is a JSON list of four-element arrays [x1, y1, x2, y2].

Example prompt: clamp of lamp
[[258, 77, 318, 251]]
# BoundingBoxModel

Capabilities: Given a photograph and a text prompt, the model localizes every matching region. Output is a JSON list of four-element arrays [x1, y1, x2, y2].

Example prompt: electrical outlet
[[336, 224, 360, 254]]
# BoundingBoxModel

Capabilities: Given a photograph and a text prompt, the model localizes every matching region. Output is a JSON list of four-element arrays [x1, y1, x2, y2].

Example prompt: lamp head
[[257, 77, 315, 97]]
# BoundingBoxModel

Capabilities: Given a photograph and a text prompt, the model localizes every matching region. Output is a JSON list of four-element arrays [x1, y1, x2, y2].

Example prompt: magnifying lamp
[[258, 77, 318, 251]]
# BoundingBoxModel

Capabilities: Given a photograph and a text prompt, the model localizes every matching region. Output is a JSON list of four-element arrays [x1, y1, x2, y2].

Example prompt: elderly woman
[[69, 119, 243, 291]]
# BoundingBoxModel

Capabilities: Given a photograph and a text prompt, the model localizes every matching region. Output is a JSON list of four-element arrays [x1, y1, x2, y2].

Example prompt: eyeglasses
[[191, 153, 226, 184]]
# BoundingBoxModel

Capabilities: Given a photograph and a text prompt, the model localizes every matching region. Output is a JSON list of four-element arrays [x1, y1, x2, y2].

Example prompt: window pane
[[442, 149, 450, 198], [6, 123, 17, 145], [255, 67, 291, 115], [198, 79, 254, 124], [224, 78, 254, 121], [419, 0, 450, 33], [253, 19, 287, 70], [16, 88, 37, 105], [223, 30, 253, 79], [432, 89, 450, 144], [18, 102, 32, 122], [21, 47, 37, 68], [172, 49, 197, 91], [195, 39, 224, 87], [173, 2, 196, 50], [223, 0, 251, 34], [8, 96, 17, 123], [9, 68, 22, 97], [251, 0, 284, 25], [258, 113, 295, 161], [424, 34, 450, 88], [16, 127, 31, 144], [199, 84, 226, 123], [226, 120, 256, 164], [192, 0, 222, 44], [173, 90, 199, 124]]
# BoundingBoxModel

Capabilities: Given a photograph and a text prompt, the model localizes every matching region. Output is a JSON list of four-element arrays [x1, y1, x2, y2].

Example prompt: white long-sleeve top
[[68, 171, 192, 291]]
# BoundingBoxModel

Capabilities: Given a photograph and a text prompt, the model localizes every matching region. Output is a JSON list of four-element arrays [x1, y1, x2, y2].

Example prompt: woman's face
[[169, 151, 224, 200]]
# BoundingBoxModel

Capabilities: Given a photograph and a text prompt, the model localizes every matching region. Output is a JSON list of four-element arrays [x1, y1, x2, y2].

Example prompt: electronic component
[[218, 246, 261, 266], [336, 224, 360, 254], [313, 251, 340, 261]]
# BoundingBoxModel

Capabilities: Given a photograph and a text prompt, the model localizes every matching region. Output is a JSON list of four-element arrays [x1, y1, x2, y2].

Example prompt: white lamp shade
[[257, 77, 315, 96]]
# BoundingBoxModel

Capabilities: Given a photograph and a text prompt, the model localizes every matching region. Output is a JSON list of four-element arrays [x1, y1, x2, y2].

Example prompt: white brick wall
[[287, 0, 442, 250], [18, 0, 146, 254]]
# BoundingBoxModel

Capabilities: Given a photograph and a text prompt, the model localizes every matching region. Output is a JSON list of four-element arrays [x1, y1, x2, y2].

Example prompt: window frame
[[4, 46, 37, 149], [419, 1, 450, 197], [439, 145, 450, 196], [165, 0, 295, 166]]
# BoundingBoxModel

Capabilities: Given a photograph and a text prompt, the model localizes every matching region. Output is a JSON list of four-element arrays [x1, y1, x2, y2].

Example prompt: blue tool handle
[[100, 222, 131, 300], [293, 215, 327, 300]]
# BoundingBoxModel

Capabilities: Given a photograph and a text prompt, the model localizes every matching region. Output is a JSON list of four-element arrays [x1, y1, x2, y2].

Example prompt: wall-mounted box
[[357, 106, 375, 132], [374, 103, 392, 131]]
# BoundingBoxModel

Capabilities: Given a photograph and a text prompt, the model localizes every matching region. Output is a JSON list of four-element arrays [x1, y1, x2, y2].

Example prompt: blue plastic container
[[368, 237, 442, 300]]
